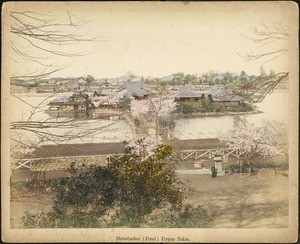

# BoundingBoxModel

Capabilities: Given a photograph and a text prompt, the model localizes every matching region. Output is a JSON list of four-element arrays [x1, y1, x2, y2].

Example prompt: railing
[[13, 153, 122, 171], [180, 148, 240, 160], [12, 148, 242, 171]]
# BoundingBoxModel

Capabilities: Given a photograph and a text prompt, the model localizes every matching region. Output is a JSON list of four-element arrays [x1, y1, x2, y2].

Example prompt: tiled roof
[[174, 88, 201, 98], [78, 78, 87, 84], [227, 95, 245, 102], [49, 96, 70, 104], [209, 88, 245, 102], [208, 88, 228, 97], [125, 82, 152, 97], [161, 75, 175, 82]]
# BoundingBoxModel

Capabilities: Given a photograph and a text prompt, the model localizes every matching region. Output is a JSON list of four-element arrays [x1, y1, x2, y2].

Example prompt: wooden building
[[208, 88, 245, 108], [174, 87, 202, 102], [124, 82, 152, 100], [47, 92, 93, 117]]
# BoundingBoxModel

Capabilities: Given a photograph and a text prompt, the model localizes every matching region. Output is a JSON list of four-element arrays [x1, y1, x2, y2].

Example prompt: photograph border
[[1, 1, 298, 243]]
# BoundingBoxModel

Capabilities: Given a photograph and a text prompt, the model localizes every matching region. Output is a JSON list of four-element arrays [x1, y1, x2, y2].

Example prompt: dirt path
[[178, 173, 289, 228], [10, 155, 289, 229], [10, 171, 289, 229]]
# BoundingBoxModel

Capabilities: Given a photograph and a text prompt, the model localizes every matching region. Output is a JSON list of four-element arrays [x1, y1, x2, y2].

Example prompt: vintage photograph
[[2, 1, 298, 243]]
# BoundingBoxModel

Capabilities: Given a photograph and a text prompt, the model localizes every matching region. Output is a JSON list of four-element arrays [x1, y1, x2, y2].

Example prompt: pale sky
[[7, 1, 294, 79]]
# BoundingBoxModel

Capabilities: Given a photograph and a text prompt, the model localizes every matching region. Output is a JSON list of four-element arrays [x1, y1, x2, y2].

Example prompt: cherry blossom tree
[[125, 136, 163, 160], [130, 97, 177, 118], [218, 116, 287, 173], [90, 89, 127, 108], [122, 96, 177, 158], [10, 89, 127, 169], [129, 97, 177, 137]]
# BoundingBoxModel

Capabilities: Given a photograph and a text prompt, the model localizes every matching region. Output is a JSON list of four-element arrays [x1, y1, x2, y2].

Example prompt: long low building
[[23, 138, 224, 159], [12, 138, 231, 177]]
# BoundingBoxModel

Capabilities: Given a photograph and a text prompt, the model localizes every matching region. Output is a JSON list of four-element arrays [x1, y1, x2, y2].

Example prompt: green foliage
[[22, 203, 213, 228], [134, 118, 141, 127], [175, 101, 200, 114], [22, 144, 189, 228], [107, 144, 184, 223], [116, 96, 131, 109], [226, 162, 289, 173], [159, 117, 176, 128], [174, 97, 254, 115], [147, 204, 212, 228], [224, 103, 254, 112], [85, 75, 95, 86]]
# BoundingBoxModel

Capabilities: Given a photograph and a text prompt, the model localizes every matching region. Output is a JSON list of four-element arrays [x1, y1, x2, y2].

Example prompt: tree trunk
[[248, 158, 253, 174]]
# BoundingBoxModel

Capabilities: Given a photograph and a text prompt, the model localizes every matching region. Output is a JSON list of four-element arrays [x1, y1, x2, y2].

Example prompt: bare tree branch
[[236, 21, 289, 102], [10, 11, 95, 81]]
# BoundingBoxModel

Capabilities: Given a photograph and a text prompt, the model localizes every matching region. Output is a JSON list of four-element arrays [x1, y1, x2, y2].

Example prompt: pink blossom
[[126, 136, 163, 158], [130, 97, 177, 117], [218, 117, 287, 159]]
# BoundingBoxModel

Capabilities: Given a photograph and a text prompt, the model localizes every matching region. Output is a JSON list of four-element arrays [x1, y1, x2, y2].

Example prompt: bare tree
[[10, 92, 118, 154], [237, 21, 289, 102], [10, 11, 95, 81], [8, 10, 117, 166]]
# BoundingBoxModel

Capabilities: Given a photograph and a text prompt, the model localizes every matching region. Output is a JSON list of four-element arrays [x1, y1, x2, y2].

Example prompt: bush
[[116, 96, 131, 109], [22, 144, 187, 228], [134, 118, 140, 127], [226, 162, 288, 173], [147, 204, 212, 228], [175, 102, 199, 114], [159, 117, 176, 128]]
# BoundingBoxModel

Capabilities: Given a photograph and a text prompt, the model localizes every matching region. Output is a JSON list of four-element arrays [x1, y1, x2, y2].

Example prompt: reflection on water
[[10, 90, 289, 143]]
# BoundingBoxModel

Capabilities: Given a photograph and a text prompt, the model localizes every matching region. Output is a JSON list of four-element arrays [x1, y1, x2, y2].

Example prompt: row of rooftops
[[124, 82, 245, 101], [174, 87, 245, 102], [50, 82, 245, 105]]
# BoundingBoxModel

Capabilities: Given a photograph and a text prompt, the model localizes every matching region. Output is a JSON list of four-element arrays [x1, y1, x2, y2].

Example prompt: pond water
[[174, 90, 289, 139], [10, 89, 289, 144]]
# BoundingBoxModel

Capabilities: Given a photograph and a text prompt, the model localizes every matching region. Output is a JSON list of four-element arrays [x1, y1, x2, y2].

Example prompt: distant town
[[10, 71, 288, 94], [11, 71, 288, 119]]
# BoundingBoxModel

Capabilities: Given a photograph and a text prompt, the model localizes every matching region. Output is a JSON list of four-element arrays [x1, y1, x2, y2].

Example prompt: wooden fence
[[13, 148, 244, 172], [12, 154, 123, 172], [180, 148, 240, 160]]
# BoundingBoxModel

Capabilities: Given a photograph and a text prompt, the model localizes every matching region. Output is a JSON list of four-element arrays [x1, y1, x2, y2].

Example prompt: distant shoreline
[[10, 87, 288, 95]]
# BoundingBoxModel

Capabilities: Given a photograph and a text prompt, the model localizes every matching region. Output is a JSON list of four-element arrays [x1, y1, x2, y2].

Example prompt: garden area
[[10, 147, 289, 229]]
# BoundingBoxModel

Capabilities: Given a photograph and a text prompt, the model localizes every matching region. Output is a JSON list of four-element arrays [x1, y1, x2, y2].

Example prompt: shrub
[[226, 162, 288, 173], [147, 204, 212, 228], [22, 144, 187, 228], [175, 102, 199, 114], [159, 117, 176, 128], [116, 96, 131, 109]]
